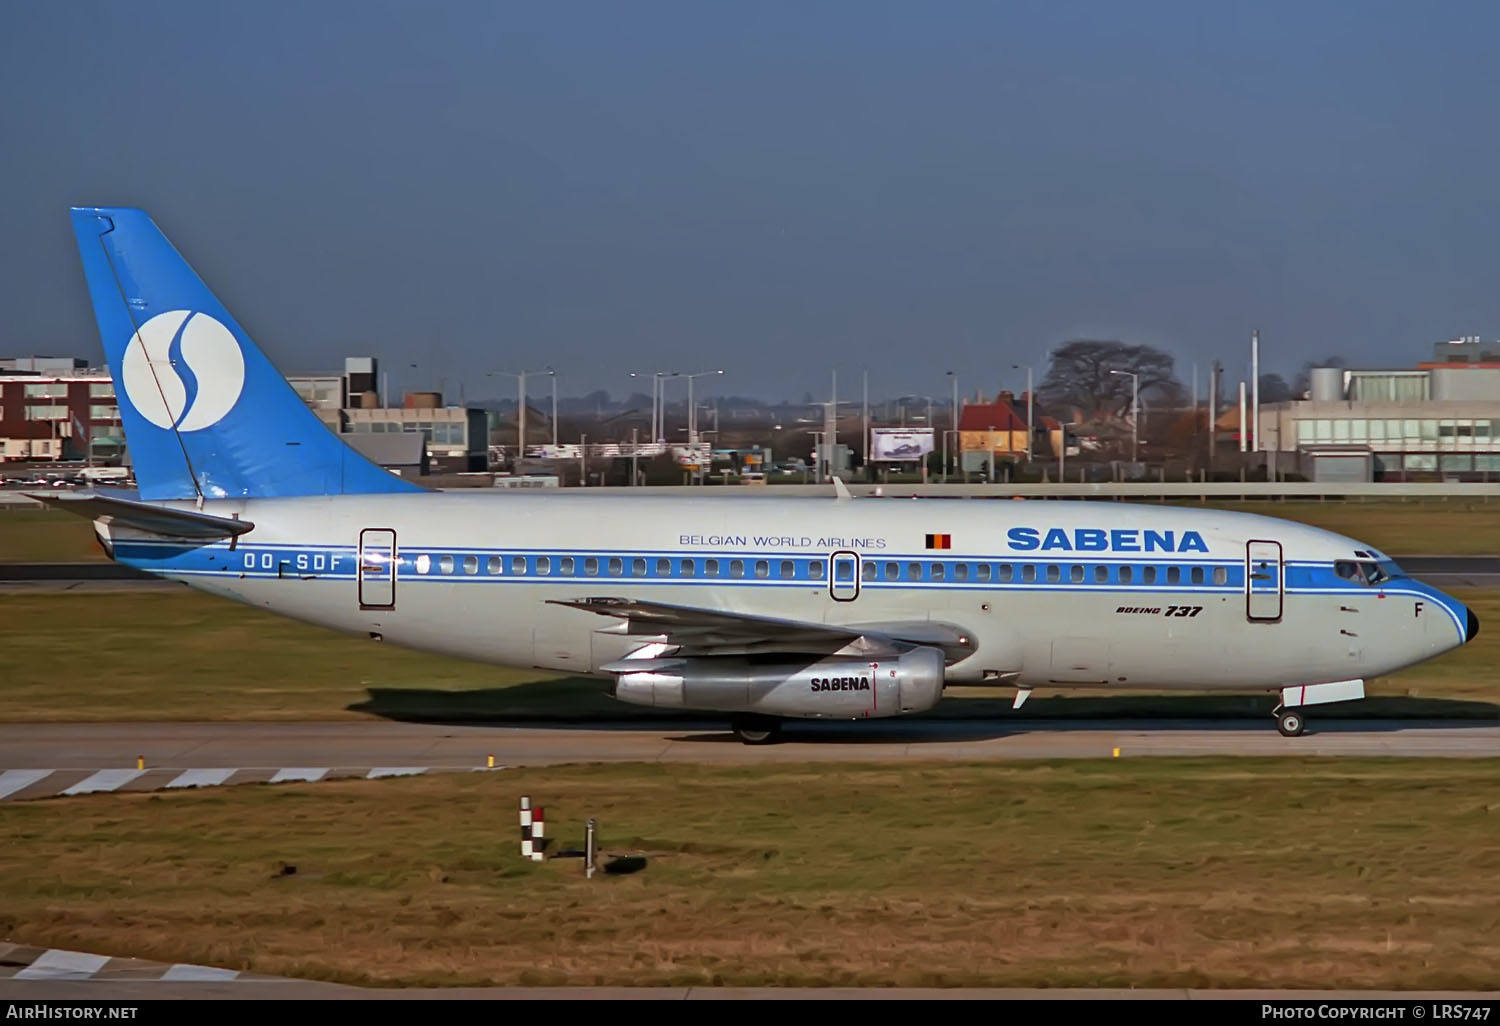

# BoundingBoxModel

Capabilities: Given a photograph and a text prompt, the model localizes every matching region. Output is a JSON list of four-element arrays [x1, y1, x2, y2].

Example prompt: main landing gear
[[1273, 706, 1306, 738], [730, 714, 783, 746]]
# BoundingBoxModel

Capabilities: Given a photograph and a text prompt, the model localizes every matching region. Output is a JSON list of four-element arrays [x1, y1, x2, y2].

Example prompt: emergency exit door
[[1246, 540, 1283, 622], [359, 528, 397, 610]]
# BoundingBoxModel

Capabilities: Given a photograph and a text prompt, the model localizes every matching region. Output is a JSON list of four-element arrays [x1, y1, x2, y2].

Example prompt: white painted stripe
[[0, 769, 52, 800], [61, 769, 146, 795], [161, 964, 240, 981], [366, 767, 427, 779], [269, 767, 328, 783], [166, 768, 236, 789], [14, 949, 110, 980]]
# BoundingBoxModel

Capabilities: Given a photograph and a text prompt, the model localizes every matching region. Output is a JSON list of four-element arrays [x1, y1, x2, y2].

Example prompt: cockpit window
[[1335, 560, 1389, 586]]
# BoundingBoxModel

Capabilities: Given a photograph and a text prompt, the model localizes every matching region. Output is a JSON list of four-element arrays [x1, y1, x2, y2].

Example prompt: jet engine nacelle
[[610, 646, 945, 720]]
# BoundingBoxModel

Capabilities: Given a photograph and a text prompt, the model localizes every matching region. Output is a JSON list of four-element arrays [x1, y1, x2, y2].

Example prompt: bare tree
[[1258, 373, 1294, 404], [1038, 340, 1181, 421]]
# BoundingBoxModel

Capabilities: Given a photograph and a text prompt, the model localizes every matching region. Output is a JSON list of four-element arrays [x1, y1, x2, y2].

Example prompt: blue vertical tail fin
[[69, 207, 422, 500]]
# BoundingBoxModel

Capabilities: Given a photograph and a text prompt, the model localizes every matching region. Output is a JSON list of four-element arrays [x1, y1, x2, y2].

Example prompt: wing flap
[[549, 596, 975, 662]]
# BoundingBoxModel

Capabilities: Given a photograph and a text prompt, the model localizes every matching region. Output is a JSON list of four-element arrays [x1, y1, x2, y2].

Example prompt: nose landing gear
[[1274, 707, 1306, 738]]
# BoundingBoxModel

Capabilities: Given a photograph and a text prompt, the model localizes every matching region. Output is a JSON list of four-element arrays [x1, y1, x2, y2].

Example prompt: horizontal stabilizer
[[28, 491, 254, 539]]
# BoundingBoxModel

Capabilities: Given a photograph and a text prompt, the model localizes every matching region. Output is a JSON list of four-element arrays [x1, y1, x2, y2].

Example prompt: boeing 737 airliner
[[46, 207, 1477, 742]]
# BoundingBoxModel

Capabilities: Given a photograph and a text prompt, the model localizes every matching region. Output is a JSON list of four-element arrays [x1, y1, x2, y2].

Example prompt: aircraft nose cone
[[1467, 608, 1480, 643]]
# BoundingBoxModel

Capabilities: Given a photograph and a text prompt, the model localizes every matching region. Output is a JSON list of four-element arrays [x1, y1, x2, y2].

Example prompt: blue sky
[[4, 1, 1499, 402]]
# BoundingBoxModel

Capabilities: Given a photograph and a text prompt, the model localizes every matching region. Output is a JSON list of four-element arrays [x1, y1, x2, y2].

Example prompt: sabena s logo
[[120, 311, 245, 432]]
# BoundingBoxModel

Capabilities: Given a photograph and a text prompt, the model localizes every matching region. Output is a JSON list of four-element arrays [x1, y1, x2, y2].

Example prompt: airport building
[[287, 359, 487, 475], [1251, 341, 1500, 481], [0, 359, 123, 462]]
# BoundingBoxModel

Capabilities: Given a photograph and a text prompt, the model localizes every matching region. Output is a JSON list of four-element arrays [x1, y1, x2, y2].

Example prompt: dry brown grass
[[4, 759, 1500, 988]]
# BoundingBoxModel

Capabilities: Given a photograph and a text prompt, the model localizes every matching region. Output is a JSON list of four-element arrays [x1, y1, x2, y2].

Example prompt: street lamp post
[[628, 371, 669, 445], [1012, 363, 1033, 461], [945, 370, 959, 482], [487, 367, 553, 464], [1110, 369, 1140, 464]]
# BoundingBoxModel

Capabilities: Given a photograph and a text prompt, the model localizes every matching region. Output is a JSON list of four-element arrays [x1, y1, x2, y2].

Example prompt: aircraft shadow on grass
[[347, 679, 1500, 742]]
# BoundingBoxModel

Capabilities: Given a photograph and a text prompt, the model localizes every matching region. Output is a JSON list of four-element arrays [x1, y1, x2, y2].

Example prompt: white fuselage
[[106, 492, 1471, 695]]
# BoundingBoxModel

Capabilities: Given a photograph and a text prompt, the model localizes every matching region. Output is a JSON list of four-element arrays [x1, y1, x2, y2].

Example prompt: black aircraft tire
[[731, 716, 783, 745], [1276, 710, 1306, 738]]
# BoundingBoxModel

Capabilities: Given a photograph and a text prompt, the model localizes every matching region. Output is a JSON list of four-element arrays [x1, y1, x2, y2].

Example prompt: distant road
[[5, 557, 1500, 588]]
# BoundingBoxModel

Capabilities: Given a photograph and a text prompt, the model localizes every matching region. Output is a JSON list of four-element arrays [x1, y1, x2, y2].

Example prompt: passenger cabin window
[[1119, 565, 1133, 585], [511, 556, 526, 575], [633, 558, 647, 577], [977, 564, 992, 583], [487, 556, 503, 575], [730, 559, 745, 579], [536, 556, 551, 576], [1213, 566, 1227, 586], [954, 563, 969, 582], [657, 558, 671, 576], [863, 561, 877, 580], [1070, 565, 1084, 583], [608, 557, 624, 576], [809, 561, 825, 580], [1190, 566, 1204, 585], [1166, 566, 1181, 585], [907, 562, 921, 581], [932, 563, 946, 581], [1022, 565, 1036, 583], [1094, 565, 1108, 584], [1142, 566, 1156, 585], [756, 560, 770, 579], [585, 557, 600, 577], [1045, 565, 1061, 583], [781, 560, 796, 580], [559, 557, 575, 576], [463, 555, 479, 575], [682, 558, 696, 577], [439, 555, 455, 575], [884, 562, 899, 581], [998, 564, 1014, 583]]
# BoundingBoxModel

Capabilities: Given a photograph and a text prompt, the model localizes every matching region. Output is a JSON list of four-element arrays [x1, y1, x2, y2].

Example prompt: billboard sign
[[870, 427, 935, 462]]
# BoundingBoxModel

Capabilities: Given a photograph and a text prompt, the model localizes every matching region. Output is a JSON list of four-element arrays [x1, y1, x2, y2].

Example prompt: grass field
[[4, 759, 1500, 988], [2, 588, 1497, 722], [3, 499, 1500, 563]]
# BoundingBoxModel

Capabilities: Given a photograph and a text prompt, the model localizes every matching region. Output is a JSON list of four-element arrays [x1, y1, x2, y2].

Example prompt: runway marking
[[60, 768, 145, 795], [161, 964, 241, 982], [366, 767, 427, 778], [166, 768, 236, 789], [269, 767, 328, 783], [0, 769, 51, 799], [14, 949, 110, 980]]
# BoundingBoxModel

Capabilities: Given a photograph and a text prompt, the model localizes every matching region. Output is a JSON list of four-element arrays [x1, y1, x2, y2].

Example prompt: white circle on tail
[[120, 311, 245, 432]]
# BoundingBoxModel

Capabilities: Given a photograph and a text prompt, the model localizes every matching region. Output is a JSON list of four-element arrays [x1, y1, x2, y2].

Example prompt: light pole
[[488, 368, 552, 462], [946, 370, 959, 482], [1110, 369, 1139, 464], [628, 370, 669, 445], [1012, 363, 1033, 461], [675, 370, 724, 445]]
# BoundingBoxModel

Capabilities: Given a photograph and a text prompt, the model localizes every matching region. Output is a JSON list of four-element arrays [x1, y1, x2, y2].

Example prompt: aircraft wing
[[547, 596, 976, 663]]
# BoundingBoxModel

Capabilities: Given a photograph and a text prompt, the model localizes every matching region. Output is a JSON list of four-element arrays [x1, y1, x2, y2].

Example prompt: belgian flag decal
[[925, 533, 952, 550]]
